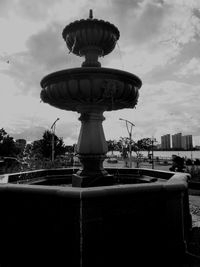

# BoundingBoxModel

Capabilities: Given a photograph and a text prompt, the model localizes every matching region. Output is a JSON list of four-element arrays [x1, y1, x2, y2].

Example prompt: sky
[[0, 0, 200, 146]]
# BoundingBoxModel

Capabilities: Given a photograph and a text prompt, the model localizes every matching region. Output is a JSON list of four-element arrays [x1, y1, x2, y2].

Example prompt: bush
[[185, 158, 193, 166], [194, 158, 200, 166]]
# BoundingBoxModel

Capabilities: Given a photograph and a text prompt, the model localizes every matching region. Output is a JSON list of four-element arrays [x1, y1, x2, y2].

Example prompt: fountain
[[0, 11, 194, 267], [40, 9, 142, 187]]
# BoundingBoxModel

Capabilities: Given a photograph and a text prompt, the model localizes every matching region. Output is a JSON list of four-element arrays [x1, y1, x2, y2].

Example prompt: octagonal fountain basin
[[40, 67, 141, 112], [0, 168, 192, 267]]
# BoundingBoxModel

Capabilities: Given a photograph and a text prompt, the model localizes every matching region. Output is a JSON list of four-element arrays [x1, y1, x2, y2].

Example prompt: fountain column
[[72, 105, 113, 187]]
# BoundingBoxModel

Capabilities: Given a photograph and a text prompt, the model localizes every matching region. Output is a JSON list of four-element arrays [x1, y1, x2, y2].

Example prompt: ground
[[190, 194, 200, 228]]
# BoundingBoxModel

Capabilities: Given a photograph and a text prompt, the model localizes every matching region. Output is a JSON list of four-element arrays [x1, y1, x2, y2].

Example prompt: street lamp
[[150, 137, 157, 169], [119, 118, 135, 168], [50, 118, 60, 163]]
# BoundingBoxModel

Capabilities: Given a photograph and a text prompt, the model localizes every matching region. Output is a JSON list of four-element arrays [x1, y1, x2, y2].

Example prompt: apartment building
[[161, 134, 171, 150], [172, 133, 182, 150], [182, 135, 193, 150]]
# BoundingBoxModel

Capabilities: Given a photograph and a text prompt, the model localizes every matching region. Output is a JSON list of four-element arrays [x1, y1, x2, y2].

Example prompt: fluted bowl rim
[[40, 67, 142, 88], [62, 18, 120, 41]]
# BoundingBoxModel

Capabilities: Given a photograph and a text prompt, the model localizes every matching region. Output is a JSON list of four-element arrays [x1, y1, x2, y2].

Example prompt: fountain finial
[[89, 9, 93, 19]]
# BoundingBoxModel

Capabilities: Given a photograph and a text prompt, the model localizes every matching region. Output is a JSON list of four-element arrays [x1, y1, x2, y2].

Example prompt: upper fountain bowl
[[62, 18, 120, 56], [62, 13, 120, 67]]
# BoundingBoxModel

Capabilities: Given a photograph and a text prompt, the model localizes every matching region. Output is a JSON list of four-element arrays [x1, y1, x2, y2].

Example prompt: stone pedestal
[[72, 106, 113, 187]]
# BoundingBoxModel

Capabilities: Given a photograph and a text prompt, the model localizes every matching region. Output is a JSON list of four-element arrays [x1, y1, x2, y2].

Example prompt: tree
[[30, 130, 66, 160], [194, 159, 200, 166], [118, 137, 133, 167], [137, 138, 152, 153], [15, 139, 26, 158], [106, 140, 120, 155], [169, 155, 185, 172], [31, 140, 43, 159], [0, 128, 18, 157], [65, 145, 74, 154], [118, 137, 153, 168], [134, 138, 153, 167]]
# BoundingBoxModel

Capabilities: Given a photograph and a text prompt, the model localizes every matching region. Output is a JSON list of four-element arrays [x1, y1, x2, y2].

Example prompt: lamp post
[[119, 118, 135, 168], [151, 137, 157, 169], [50, 118, 60, 164]]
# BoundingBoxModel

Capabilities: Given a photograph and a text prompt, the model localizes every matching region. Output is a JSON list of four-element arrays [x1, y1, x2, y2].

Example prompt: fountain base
[[72, 154, 114, 187], [0, 170, 192, 267], [72, 173, 114, 187]]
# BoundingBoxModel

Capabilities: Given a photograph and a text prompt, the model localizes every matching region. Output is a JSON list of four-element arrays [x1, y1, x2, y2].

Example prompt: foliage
[[106, 140, 121, 155], [133, 138, 153, 167], [31, 140, 43, 159], [0, 128, 19, 157], [15, 139, 26, 158], [118, 137, 153, 167], [65, 145, 74, 154], [185, 158, 193, 166], [169, 155, 185, 172], [29, 130, 66, 160], [194, 159, 200, 166]]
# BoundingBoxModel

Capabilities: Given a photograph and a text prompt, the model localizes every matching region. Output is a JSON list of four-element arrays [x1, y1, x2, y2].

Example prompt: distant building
[[172, 133, 182, 150], [161, 134, 171, 150], [171, 133, 193, 150], [182, 135, 193, 150]]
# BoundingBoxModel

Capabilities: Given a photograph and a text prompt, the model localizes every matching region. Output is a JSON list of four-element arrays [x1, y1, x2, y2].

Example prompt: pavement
[[104, 159, 172, 171], [189, 194, 200, 228]]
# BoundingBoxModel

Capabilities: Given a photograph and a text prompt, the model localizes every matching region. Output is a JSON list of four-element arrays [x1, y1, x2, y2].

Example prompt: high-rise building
[[172, 133, 182, 150], [161, 134, 171, 150], [182, 135, 193, 150]]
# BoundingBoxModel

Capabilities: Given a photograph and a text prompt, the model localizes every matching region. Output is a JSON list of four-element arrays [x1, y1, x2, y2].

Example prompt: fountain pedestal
[[72, 106, 113, 187]]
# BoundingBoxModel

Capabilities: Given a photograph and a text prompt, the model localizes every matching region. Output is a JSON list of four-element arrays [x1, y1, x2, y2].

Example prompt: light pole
[[151, 137, 157, 169], [50, 118, 60, 164], [119, 118, 135, 168]]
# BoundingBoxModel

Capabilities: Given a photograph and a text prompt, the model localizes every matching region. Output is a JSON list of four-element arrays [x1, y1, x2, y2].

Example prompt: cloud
[[1, 0, 200, 146], [15, 0, 59, 21], [11, 120, 79, 144], [0, 0, 13, 17], [103, 79, 200, 144], [176, 57, 200, 77], [4, 0, 200, 98], [2, 21, 82, 97], [100, 0, 200, 78], [135, 80, 200, 138], [0, 0, 60, 20]]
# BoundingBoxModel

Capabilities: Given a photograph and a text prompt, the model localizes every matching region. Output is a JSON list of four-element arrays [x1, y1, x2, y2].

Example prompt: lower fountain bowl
[[40, 67, 142, 112]]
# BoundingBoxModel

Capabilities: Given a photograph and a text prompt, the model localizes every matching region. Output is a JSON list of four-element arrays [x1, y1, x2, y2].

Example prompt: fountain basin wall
[[2, 167, 188, 184], [0, 169, 191, 267]]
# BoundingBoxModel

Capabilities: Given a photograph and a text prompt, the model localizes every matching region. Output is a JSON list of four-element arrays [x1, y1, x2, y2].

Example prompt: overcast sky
[[0, 0, 200, 146]]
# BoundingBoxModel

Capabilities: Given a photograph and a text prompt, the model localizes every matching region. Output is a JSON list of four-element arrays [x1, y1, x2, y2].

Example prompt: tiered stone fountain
[[0, 11, 193, 267], [40, 10, 142, 187]]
